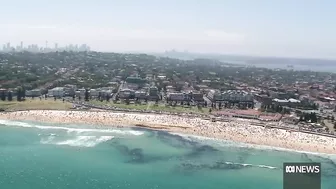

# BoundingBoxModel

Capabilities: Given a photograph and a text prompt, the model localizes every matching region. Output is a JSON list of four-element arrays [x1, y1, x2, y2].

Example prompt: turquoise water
[[0, 119, 335, 189]]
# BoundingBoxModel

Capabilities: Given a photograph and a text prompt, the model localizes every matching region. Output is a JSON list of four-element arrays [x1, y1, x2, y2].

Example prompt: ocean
[[0, 119, 335, 189]]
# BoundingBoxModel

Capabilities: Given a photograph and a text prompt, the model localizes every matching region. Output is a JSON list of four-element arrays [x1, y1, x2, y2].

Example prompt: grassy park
[[0, 99, 73, 111], [0, 98, 209, 114]]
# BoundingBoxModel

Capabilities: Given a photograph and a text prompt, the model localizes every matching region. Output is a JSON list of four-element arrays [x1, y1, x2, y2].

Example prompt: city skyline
[[1, 42, 91, 53]]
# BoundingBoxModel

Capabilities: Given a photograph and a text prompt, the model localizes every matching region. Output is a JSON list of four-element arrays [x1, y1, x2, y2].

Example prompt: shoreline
[[1, 110, 336, 154]]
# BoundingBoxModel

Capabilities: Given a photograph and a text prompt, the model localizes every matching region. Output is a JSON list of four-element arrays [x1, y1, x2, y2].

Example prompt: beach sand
[[0, 110, 336, 154]]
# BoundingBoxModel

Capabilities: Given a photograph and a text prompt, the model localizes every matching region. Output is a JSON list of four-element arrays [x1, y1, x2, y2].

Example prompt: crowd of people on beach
[[1, 110, 336, 154]]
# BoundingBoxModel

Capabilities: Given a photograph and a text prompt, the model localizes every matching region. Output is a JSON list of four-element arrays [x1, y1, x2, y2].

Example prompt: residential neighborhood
[[1, 51, 336, 136]]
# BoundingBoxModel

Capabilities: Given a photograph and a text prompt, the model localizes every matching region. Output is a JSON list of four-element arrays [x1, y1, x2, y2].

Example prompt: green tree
[[304, 113, 310, 122], [98, 92, 101, 101], [125, 98, 130, 105], [7, 91, 13, 101], [0, 91, 5, 101], [16, 87, 22, 101], [22, 88, 26, 100], [310, 112, 317, 123], [84, 89, 89, 101]]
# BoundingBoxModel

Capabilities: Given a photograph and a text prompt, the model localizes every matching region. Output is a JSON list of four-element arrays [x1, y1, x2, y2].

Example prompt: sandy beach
[[0, 110, 336, 154]]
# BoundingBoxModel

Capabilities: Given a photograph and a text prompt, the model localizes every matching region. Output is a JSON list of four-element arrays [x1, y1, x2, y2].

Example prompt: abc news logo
[[283, 163, 321, 189], [285, 165, 320, 174]]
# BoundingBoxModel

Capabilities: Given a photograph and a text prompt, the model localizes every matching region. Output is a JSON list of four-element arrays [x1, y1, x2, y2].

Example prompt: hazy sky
[[1, 0, 335, 59]]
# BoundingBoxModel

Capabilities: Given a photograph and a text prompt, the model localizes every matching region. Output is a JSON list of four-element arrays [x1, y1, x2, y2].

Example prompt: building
[[281, 115, 299, 125], [107, 82, 119, 88], [119, 88, 135, 99], [269, 91, 290, 99], [125, 83, 139, 90], [195, 85, 210, 93], [221, 90, 253, 102], [147, 86, 159, 101], [125, 76, 147, 84], [100, 89, 113, 97], [48, 87, 64, 97], [135, 91, 147, 100], [75, 88, 86, 98], [208, 90, 253, 103], [259, 113, 282, 121], [166, 86, 176, 92], [148, 86, 158, 96], [254, 94, 272, 105], [273, 98, 301, 106], [89, 89, 99, 97], [214, 109, 260, 119], [207, 90, 222, 101], [64, 84, 77, 96], [26, 89, 41, 97], [97, 87, 114, 97], [157, 75, 166, 80], [191, 92, 204, 102], [0, 88, 7, 95], [167, 92, 186, 101], [146, 73, 153, 81]]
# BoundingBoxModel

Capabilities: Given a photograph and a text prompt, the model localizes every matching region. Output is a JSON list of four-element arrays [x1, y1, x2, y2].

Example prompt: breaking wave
[[223, 161, 278, 169], [0, 120, 144, 136], [41, 135, 114, 147]]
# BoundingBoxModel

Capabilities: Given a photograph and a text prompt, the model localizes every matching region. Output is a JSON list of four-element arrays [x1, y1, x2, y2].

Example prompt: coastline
[[0, 110, 336, 154]]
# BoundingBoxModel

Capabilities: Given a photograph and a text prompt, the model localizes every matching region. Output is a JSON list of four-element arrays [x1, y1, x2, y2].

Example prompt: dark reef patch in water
[[156, 131, 198, 149], [185, 145, 219, 158], [299, 153, 336, 178], [210, 161, 251, 170], [311, 155, 336, 178], [110, 141, 170, 164], [175, 160, 251, 174], [301, 154, 314, 162], [235, 149, 253, 164]]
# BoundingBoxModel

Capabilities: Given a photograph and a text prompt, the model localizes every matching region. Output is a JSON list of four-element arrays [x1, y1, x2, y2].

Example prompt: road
[[112, 81, 124, 100]]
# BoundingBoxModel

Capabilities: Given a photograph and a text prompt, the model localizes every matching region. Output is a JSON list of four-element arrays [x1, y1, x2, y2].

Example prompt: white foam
[[43, 135, 114, 147], [0, 119, 144, 136], [40, 135, 56, 144], [258, 165, 277, 169], [223, 161, 278, 170], [0, 120, 33, 128]]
